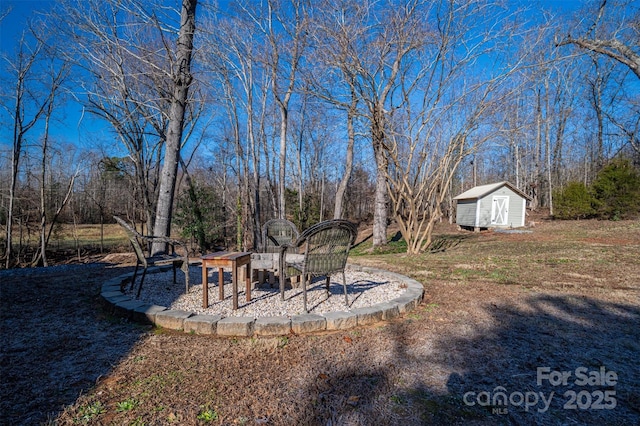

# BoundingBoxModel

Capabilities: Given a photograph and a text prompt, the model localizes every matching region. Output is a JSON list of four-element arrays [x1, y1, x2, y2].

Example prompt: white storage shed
[[454, 181, 531, 231]]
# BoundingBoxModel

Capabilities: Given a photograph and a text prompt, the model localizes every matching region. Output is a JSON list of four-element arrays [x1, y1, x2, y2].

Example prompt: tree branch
[[558, 36, 640, 79]]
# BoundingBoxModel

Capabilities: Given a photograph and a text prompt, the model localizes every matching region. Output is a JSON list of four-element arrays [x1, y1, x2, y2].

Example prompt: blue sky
[[1, 0, 115, 151], [1, 0, 586, 155], [1, 0, 54, 52], [0, 0, 587, 56]]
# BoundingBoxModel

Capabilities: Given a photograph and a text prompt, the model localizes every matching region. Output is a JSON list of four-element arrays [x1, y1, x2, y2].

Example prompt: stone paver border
[[101, 264, 424, 337]]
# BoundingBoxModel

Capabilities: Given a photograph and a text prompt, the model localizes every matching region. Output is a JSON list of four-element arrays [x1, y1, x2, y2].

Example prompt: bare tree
[[558, 0, 640, 79], [151, 0, 199, 254], [200, 3, 275, 248], [49, 0, 200, 253], [367, 4, 424, 247], [2, 31, 51, 268], [384, 0, 533, 253], [35, 51, 70, 266], [558, 0, 640, 156], [305, 0, 364, 220], [240, 0, 308, 219], [585, 55, 620, 171], [325, 0, 425, 247], [608, 111, 640, 154], [52, 0, 166, 231]]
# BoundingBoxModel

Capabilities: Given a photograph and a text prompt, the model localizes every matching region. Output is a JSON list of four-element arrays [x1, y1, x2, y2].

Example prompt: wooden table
[[201, 252, 251, 310]]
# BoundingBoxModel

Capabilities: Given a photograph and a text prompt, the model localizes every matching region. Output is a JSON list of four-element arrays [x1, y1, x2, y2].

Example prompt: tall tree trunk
[[152, 0, 198, 255], [334, 94, 356, 220], [373, 156, 389, 246], [4, 36, 48, 268], [250, 119, 262, 250], [296, 130, 304, 226], [262, 131, 278, 219], [38, 100, 55, 267], [247, 72, 262, 249], [531, 87, 543, 210], [264, 0, 306, 220], [278, 109, 288, 219], [5, 136, 21, 269], [545, 80, 553, 216], [590, 61, 606, 172], [235, 129, 244, 251], [320, 171, 325, 222], [372, 103, 388, 247]]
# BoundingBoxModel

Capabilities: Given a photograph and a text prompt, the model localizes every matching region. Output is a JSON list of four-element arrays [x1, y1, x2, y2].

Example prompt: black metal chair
[[114, 216, 189, 298], [279, 219, 358, 313]]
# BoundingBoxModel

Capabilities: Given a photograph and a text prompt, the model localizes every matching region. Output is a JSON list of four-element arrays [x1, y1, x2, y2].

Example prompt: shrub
[[174, 180, 225, 251], [590, 158, 640, 220], [553, 181, 595, 220]]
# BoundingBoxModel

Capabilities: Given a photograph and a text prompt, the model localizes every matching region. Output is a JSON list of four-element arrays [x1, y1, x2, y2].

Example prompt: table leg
[[279, 255, 285, 301], [202, 262, 209, 308], [245, 261, 251, 302], [232, 260, 238, 310], [218, 268, 224, 301]]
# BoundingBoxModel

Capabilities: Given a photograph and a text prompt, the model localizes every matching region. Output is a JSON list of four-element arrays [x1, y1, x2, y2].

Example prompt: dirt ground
[[1, 219, 639, 425]]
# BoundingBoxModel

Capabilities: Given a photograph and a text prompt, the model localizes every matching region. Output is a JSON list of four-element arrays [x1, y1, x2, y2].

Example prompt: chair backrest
[[297, 219, 357, 275], [262, 219, 299, 253], [114, 215, 148, 267]]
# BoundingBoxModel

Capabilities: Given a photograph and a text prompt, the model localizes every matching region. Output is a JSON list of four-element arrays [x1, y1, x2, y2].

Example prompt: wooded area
[[1, 0, 639, 266]]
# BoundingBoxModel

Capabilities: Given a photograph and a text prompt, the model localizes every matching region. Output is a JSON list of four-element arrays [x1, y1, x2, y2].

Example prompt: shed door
[[490, 196, 509, 226]]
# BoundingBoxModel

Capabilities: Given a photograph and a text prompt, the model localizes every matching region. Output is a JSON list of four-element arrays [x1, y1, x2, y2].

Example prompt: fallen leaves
[[346, 395, 360, 407]]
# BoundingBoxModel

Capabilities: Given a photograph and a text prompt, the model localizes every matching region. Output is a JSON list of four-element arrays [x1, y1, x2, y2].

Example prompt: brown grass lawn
[[1, 219, 638, 425], [0, 223, 130, 265]]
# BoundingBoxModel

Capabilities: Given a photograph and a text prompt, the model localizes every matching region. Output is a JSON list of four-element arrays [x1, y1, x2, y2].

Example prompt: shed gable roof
[[453, 181, 531, 201]]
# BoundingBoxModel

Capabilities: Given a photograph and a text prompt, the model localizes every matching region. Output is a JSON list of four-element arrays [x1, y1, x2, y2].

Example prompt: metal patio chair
[[114, 216, 189, 298]]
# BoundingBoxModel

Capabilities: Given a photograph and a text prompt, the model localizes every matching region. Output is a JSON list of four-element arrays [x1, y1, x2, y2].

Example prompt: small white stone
[[128, 265, 408, 318]]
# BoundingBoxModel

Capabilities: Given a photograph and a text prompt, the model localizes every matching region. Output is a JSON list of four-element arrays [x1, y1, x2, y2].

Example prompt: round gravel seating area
[[101, 264, 424, 337]]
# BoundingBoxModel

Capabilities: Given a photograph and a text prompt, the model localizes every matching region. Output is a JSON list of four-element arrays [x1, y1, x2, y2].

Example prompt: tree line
[[1, 0, 638, 267]]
